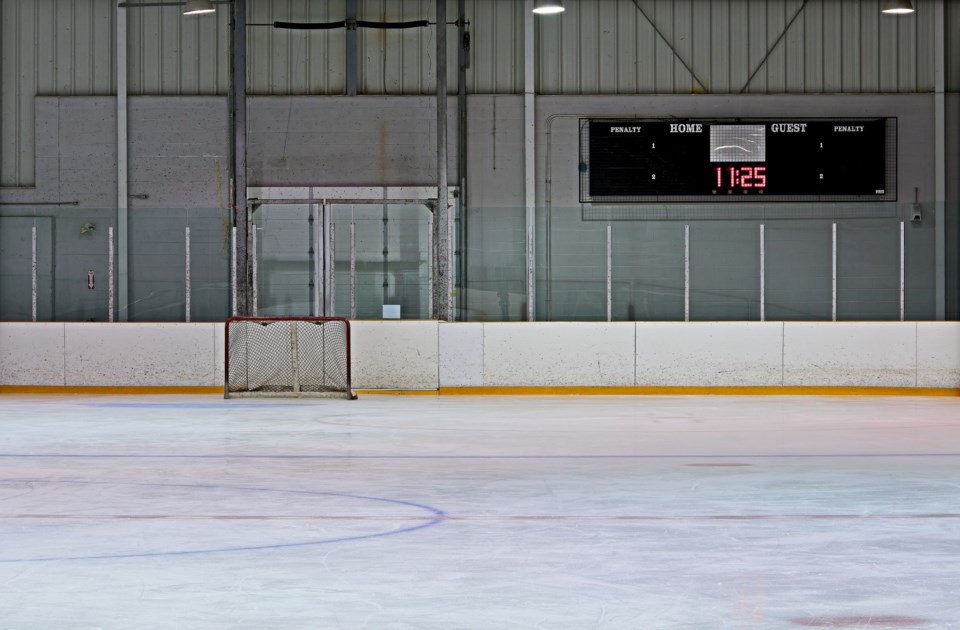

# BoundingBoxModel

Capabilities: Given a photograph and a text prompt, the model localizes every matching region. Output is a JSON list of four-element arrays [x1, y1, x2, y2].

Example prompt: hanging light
[[881, 0, 914, 14], [533, 0, 564, 15], [183, 0, 215, 15]]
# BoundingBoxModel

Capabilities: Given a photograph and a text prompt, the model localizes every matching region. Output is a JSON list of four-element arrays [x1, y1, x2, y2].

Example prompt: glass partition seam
[[900, 220, 905, 322], [31, 226, 37, 322], [606, 224, 612, 322], [231, 226, 238, 316], [185, 227, 191, 323], [760, 224, 766, 322], [832, 223, 838, 321], [108, 226, 115, 322], [252, 226, 258, 316], [684, 224, 690, 322], [350, 221, 356, 319]]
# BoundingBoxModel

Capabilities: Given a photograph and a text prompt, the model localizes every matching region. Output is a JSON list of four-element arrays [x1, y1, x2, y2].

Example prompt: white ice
[[1, 394, 959, 629]]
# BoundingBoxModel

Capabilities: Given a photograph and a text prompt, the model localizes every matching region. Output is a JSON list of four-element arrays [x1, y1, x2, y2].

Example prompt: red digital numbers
[[715, 166, 767, 190]]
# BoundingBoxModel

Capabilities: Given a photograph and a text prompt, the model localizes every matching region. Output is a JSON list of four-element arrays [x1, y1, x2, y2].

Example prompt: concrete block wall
[[2, 322, 958, 391]]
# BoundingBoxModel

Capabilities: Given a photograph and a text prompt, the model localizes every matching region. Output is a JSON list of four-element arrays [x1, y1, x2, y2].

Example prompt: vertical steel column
[[457, 0, 468, 319], [116, 5, 129, 321], [434, 0, 451, 320], [523, 0, 536, 322], [185, 227, 191, 322], [934, 0, 946, 320], [31, 226, 37, 322], [231, 0, 250, 315]]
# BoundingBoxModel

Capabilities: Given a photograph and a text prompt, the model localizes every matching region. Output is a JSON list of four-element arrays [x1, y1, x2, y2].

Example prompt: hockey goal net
[[225, 317, 356, 399]]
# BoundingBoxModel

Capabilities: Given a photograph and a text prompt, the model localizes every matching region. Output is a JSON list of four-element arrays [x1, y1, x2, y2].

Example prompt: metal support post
[[231, 0, 250, 315], [934, 0, 946, 319], [457, 0, 468, 319], [523, 0, 536, 321], [116, 5, 129, 321], [433, 0, 451, 320]]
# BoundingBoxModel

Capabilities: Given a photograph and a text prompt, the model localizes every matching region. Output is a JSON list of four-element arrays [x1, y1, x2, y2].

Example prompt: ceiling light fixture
[[533, 0, 564, 15], [183, 0, 216, 15], [881, 0, 915, 14]]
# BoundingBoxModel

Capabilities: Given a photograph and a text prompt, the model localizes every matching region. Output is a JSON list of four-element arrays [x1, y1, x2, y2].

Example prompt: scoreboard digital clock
[[580, 118, 897, 203]]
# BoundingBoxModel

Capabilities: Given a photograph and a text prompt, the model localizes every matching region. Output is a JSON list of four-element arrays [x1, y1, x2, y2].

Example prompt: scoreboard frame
[[579, 118, 898, 204]]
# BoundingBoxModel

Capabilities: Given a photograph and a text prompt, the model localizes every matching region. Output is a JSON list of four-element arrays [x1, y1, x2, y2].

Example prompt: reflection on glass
[[253, 204, 315, 317], [331, 204, 431, 320]]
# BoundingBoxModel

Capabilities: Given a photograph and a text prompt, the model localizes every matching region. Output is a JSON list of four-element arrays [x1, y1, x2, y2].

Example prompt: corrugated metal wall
[[1, 0, 116, 186], [1, 0, 952, 187], [244, 0, 519, 95], [536, 0, 937, 95], [949, 0, 960, 93], [126, 4, 230, 95]]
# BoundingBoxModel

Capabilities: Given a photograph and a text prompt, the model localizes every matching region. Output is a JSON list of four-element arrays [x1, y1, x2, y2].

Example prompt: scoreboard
[[580, 118, 897, 203]]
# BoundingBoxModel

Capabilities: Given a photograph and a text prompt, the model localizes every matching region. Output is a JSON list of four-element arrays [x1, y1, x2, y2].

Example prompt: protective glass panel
[[688, 222, 761, 321], [0, 216, 53, 321], [543, 206, 607, 321], [331, 203, 431, 320], [253, 204, 316, 317], [611, 222, 685, 321], [836, 219, 900, 321], [129, 209, 230, 322], [462, 207, 526, 321], [764, 221, 832, 321]]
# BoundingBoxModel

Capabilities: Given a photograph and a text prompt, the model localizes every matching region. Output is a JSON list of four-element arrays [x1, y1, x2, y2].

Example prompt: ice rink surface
[[1, 394, 959, 629]]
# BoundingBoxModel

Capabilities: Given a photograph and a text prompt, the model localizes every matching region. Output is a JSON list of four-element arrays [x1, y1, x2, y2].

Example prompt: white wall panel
[[439, 323, 483, 387], [2, 322, 959, 391], [213, 321, 225, 390], [0, 323, 65, 386], [635, 322, 783, 386], [783, 322, 917, 387], [350, 320, 439, 389], [916, 323, 960, 388], [63, 322, 218, 386], [482, 322, 635, 386]]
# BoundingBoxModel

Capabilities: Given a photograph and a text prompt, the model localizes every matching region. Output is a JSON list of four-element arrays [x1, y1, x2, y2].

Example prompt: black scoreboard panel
[[581, 118, 897, 203]]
